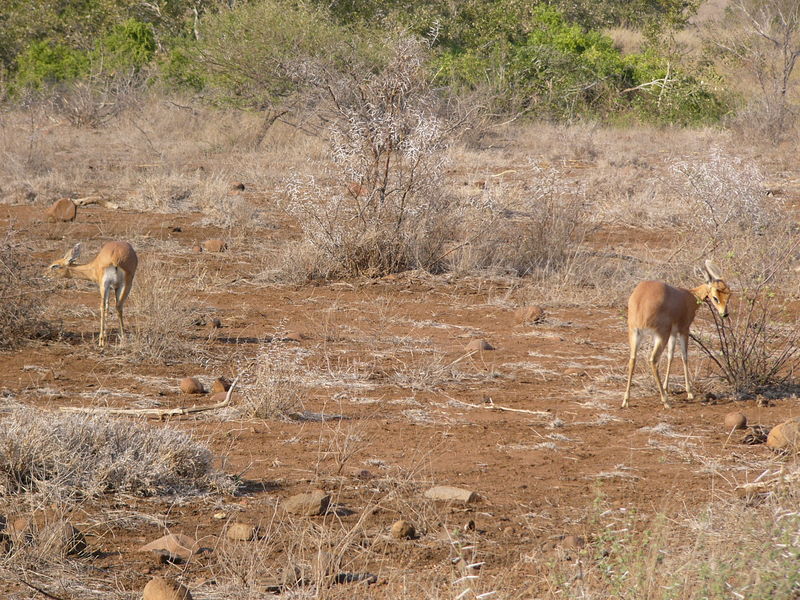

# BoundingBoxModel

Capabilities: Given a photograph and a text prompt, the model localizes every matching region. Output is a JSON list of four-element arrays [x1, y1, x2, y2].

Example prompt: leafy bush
[[95, 18, 156, 75], [12, 41, 90, 91], [434, 5, 728, 124]]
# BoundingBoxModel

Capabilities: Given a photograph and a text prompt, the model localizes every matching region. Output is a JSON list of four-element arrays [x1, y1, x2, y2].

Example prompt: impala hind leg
[[663, 333, 677, 397], [622, 328, 642, 408], [649, 334, 670, 409], [679, 332, 694, 400], [115, 284, 127, 341]]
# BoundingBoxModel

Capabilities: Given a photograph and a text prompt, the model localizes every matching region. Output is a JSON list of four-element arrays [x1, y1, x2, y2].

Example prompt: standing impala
[[47, 241, 138, 347], [622, 260, 731, 409]]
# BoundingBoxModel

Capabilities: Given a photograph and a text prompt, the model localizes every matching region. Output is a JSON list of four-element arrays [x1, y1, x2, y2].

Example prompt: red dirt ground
[[1, 199, 797, 598]]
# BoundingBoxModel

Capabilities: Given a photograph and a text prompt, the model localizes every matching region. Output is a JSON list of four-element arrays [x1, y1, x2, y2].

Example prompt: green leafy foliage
[[12, 41, 90, 90], [434, 5, 728, 124]]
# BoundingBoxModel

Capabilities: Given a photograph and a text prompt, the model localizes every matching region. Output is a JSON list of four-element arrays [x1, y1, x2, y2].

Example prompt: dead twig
[[59, 373, 242, 417]]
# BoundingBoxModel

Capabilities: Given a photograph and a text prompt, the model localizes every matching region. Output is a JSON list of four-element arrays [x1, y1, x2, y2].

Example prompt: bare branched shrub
[[451, 165, 590, 277], [0, 227, 51, 349], [691, 249, 800, 397], [673, 149, 800, 396], [672, 148, 777, 235], [124, 258, 205, 363], [49, 74, 143, 128], [280, 37, 459, 278], [240, 344, 305, 419], [0, 408, 233, 499]]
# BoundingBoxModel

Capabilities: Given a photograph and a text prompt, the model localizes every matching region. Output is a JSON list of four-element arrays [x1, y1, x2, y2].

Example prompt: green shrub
[[434, 4, 728, 124], [95, 18, 156, 74], [12, 40, 89, 90]]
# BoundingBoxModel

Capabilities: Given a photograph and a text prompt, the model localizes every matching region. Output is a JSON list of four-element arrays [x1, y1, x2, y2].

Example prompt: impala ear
[[64, 243, 81, 265], [704, 259, 723, 282]]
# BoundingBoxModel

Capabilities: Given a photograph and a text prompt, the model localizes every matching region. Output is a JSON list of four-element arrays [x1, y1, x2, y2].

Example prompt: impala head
[[46, 243, 82, 278], [702, 260, 731, 318]]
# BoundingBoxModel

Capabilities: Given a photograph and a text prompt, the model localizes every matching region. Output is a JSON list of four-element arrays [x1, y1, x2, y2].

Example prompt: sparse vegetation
[[0, 227, 51, 349], [1, 1, 800, 597]]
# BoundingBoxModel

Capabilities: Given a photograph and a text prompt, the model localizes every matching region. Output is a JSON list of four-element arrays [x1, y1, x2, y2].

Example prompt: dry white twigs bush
[[0, 408, 235, 500], [280, 37, 460, 278]]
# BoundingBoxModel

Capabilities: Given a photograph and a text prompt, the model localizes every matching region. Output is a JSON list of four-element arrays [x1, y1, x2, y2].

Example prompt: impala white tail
[[47, 241, 139, 347], [622, 260, 731, 409]]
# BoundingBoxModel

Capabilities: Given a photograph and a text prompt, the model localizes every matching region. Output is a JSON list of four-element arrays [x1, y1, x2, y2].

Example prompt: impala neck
[[63, 263, 98, 282], [690, 283, 711, 302]]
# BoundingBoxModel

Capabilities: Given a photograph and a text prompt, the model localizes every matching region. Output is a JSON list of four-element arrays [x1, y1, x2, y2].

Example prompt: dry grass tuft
[[0, 227, 53, 349], [0, 408, 234, 500], [123, 257, 207, 364], [239, 343, 306, 419]]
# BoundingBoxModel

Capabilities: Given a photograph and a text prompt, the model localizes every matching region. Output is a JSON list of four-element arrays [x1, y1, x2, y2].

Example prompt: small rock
[[143, 576, 193, 600], [724, 411, 748, 431], [139, 533, 199, 563], [226, 522, 260, 541], [514, 305, 545, 324], [45, 198, 77, 222], [424, 485, 478, 503], [561, 535, 585, 549], [209, 391, 233, 403], [283, 490, 331, 516], [211, 377, 231, 394], [179, 377, 204, 395], [390, 519, 415, 539], [465, 339, 494, 352], [203, 239, 227, 253], [767, 417, 800, 453]]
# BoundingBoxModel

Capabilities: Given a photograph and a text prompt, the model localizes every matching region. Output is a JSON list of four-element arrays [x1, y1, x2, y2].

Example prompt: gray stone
[[283, 490, 331, 516], [424, 485, 478, 503]]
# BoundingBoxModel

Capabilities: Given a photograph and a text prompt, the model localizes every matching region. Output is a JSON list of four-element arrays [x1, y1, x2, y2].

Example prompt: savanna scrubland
[[2, 0, 800, 598]]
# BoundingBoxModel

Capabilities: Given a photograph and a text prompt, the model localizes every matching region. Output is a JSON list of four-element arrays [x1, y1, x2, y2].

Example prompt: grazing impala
[[622, 260, 731, 409], [47, 241, 138, 347]]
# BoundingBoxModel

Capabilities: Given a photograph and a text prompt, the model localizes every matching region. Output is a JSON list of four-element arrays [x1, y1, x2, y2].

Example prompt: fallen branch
[[59, 374, 241, 417]]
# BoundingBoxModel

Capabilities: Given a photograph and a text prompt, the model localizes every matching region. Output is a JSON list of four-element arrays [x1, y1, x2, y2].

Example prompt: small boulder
[[45, 198, 77, 222], [203, 239, 227, 253], [514, 305, 545, 324], [767, 417, 800, 453], [211, 377, 231, 394], [143, 576, 192, 600], [390, 519, 415, 539], [424, 486, 478, 503], [179, 377, 204, 395], [465, 339, 494, 352], [283, 490, 331, 516], [139, 533, 200, 562], [724, 411, 748, 431], [225, 522, 260, 541]]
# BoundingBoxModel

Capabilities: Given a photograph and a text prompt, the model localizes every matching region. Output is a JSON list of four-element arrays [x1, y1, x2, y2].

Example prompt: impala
[[622, 260, 731, 409], [47, 241, 139, 347]]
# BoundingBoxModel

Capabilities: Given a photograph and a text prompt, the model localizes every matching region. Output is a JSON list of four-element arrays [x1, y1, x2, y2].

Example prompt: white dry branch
[[59, 373, 242, 417]]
